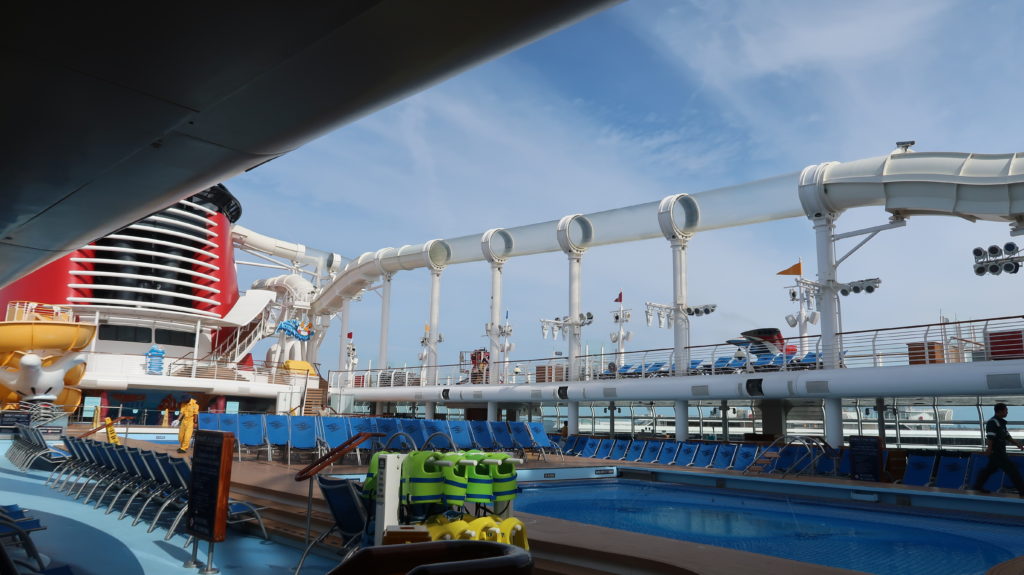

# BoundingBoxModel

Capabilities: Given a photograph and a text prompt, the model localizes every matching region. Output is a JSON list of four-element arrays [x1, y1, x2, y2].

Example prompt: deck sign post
[[848, 435, 883, 482], [185, 430, 234, 574]]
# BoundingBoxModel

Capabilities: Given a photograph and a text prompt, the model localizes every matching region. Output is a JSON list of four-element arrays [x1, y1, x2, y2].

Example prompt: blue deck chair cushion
[[623, 440, 645, 461], [932, 456, 969, 489], [265, 415, 290, 448], [578, 438, 600, 458], [673, 442, 699, 466], [488, 422, 517, 451], [639, 440, 664, 463], [218, 413, 239, 435], [469, 421, 498, 450], [656, 442, 681, 465], [197, 412, 217, 430], [689, 443, 717, 467], [967, 454, 1005, 492], [446, 421, 475, 450], [900, 453, 936, 486], [347, 418, 378, 449], [607, 439, 630, 460], [321, 418, 353, 449], [731, 444, 760, 471], [593, 439, 613, 459], [709, 444, 737, 469]]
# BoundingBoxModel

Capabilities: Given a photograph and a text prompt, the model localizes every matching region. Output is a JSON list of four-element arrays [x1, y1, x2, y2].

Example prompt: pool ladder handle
[[745, 451, 779, 474]]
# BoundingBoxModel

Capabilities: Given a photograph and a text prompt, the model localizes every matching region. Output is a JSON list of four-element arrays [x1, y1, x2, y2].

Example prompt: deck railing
[[328, 314, 1024, 388]]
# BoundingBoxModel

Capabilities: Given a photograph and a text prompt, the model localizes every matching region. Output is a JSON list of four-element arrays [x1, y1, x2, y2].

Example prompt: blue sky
[[227, 1, 1024, 373]]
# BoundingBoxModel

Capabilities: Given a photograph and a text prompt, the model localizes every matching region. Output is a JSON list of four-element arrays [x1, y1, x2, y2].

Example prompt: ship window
[[155, 329, 196, 347], [98, 325, 152, 343]]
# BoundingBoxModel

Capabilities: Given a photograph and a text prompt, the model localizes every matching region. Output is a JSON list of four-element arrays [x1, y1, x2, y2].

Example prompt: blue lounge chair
[[218, 413, 239, 436], [561, 434, 583, 455], [526, 422, 565, 462], [265, 415, 290, 462], [708, 357, 731, 374], [931, 456, 969, 489], [1002, 456, 1024, 493], [790, 351, 820, 370], [400, 419, 429, 449], [639, 440, 664, 463], [294, 476, 368, 574], [469, 421, 498, 450], [623, 440, 646, 462], [593, 439, 614, 459], [656, 442, 682, 465], [673, 441, 699, 466], [376, 418, 415, 450], [898, 453, 936, 486], [688, 443, 717, 467], [578, 438, 601, 458], [236, 414, 267, 461], [287, 416, 319, 466], [421, 419, 456, 450], [607, 439, 630, 460], [967, 454, 1005, 492], [709, 443, 737, 469], [488, 422, 519, 454], [642, 362, 666, 377], [320, 417, 353, 450], [731, 444, 760, 471], [507, 421, 539, 452], [446, 421, 476, 450], [197, 412, 218, 430]]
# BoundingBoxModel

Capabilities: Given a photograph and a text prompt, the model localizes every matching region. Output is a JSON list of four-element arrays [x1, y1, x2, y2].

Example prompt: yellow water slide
[[0, 302, 96, 409]]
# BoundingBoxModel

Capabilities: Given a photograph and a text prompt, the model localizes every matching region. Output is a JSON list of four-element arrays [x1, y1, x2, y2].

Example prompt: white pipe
[[567, 253, 582, 381], [427, 269, 442, 385], [340, 359, 1024, 403], [251, 274, 316, 306], [232, 224, 342, 273], [378, 272, 392, 373], [312, 151, 1024, 318], [488, 262, 502, 386]]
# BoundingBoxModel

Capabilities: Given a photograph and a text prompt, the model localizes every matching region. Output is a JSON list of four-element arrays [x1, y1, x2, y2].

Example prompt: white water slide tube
[[312, 151, 1024, 316], [232, 224, 344, 276]]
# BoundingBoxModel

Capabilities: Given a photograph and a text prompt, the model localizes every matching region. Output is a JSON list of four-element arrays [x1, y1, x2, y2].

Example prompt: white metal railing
[[328, 314, 1024, 388], [87, 350, 318, 388], [211, 308, 272, 362]]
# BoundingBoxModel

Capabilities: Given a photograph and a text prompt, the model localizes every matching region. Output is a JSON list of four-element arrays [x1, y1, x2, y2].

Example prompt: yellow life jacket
[[401, 451, 444, 504]]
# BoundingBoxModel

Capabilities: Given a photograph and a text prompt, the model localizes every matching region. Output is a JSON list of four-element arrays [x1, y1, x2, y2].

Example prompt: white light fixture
[[785, 314, 798, 328]]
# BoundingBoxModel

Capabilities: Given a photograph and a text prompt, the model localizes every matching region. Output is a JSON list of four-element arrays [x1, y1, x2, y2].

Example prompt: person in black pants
[[972, 403, 1024, 497]]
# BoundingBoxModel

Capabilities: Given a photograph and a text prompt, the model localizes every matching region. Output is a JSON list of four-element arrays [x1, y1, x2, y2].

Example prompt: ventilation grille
[[806, 381, 830, 394], [691, 385, 709, 396], [987, 373, 1023, 390]]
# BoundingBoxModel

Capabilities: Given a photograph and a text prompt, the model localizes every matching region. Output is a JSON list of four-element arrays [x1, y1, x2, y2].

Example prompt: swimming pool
[[516, 478, 1024, 575]]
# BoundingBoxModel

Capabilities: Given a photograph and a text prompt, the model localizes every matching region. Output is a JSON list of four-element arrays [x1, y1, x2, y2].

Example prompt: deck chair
[[197, 412, 218, 430], [446, 421, 476, 450], [469, 421, 499, 450], [506, 422, 542, 459], [615, 364, 635, 377], [578, 437, 601, 458], [294, 477, 368, 575], [688, 443, 718, 467], [236, 414, 267, 461], [931, 456, 969, 489], [967, 454, 1005, 492], [642, 362, 666, 377], [709, 443, 737, 469], [421, 419, 456, 450], [790, 351, 820, 370], [673, 441, 699, 466], [218, 413, 239, 436], [265, 415, 290, 462], [898, 453, 937, 486], [525, 422, 565, 461], [399, 419, 429, 450], [656, 442, 682, 465], [639, 440, 663, 463], [287, 416, 319, 465], [623, 440, 646, 462], [376, 419, 416, 451], [488, 422, 520, 455], [607, 439, 630, 460], [688, 359, 704, 373], [708, 356, 732, 374], [561, 434, 583, 455], [731, 444, 760, 471], [750, 354, 778, 371]]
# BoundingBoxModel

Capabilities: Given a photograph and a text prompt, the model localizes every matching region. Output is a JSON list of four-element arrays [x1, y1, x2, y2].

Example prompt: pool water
[[516, 479, 1024, 575]]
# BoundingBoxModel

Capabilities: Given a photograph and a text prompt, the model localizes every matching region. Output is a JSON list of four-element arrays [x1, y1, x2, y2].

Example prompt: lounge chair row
[[563, 435, 1024, 494], [46, 436, 266, 542], [198, 413, 563, 465], [5, 424, 69, 471], [598, 352, 839, 379]]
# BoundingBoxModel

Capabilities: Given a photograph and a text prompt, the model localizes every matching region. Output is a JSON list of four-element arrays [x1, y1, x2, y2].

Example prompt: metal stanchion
[[184, 538, 200, 568], [199, 542, 219, 574]]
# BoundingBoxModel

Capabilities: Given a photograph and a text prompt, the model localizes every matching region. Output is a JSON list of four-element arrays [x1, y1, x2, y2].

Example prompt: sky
[[226, 0, 1024, 374]]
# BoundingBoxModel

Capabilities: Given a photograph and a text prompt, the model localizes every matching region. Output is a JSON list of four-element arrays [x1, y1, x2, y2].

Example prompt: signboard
[[0, 411, 32, 427], [186, 430, 234, 542], [848, 435, 883, 482]]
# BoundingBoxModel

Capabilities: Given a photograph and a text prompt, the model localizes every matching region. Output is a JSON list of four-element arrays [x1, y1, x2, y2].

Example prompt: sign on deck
[[186, 430, 234, 542], [848, 435, 883, 482]]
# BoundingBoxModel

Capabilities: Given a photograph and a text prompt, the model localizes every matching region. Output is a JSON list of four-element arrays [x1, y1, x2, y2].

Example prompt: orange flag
[[776, 261, 802, 276]]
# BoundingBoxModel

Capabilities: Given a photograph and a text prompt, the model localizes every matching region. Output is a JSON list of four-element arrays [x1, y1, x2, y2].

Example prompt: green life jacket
[[441, 452, 469, 506], [488, 452, 519, 502], [401, 451, 444, 504], [462, 450, 493, 504]]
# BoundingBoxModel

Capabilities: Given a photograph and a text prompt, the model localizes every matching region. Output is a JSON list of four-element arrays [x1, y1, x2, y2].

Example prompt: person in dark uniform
[[971, 403, 1024, 496]]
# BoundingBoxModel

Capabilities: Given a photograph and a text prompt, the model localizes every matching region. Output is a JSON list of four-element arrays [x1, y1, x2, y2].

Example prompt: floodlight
[[988, 263, 1002, 276], [785, 314, 798, 328], [1004, 261, 1021, 274], [989, 245, 1003, 258], [973, 247, 986, 261], [645, 309, 653, 326], [1005, 242, 1020, 255], [863, 285, 875, 294], [542, 325, 549, 339], [839, 286, 851, 296], [808, 311, 820, 325], [851, 285, 862, 294], [975, 264, 987, 276]]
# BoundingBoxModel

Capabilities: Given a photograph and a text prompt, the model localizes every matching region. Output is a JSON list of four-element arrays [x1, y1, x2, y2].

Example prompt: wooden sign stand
[[184, 430, 234, 573]]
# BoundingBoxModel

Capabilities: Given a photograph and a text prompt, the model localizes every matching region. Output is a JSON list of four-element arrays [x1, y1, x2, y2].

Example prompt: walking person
[[971, 403, 1024, 497]]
